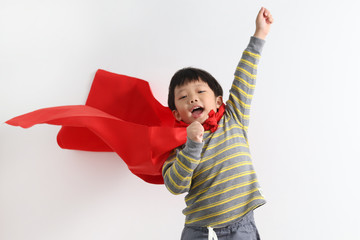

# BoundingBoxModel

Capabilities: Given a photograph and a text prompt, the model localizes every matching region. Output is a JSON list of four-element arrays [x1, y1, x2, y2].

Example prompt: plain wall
[[1, 0, 360, 239]]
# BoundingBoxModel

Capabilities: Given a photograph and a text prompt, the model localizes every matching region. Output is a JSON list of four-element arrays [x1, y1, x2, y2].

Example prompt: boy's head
[[168, 67, 223, 124]]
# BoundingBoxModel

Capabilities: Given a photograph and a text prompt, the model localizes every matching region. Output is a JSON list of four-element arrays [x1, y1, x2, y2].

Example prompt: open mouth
[[191, 106, 204, 118]]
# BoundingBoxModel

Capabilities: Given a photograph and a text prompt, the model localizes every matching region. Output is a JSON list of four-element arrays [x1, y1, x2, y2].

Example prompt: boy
[[162, 7, 273, 240]]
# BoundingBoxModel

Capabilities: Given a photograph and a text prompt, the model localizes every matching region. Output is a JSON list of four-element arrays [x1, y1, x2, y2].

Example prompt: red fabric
[[6, 69, 224, 184]]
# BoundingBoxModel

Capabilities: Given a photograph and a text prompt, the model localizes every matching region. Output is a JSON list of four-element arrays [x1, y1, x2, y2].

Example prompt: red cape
[[6, 69, 187, 184]]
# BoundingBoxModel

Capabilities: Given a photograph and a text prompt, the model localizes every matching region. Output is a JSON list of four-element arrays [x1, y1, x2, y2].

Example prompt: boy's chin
[[192, 116, 208, 124], [181, 113, 209, 124]]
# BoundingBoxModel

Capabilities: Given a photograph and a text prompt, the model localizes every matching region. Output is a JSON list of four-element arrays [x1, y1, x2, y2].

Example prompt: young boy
[[162, 7, 273, 240]]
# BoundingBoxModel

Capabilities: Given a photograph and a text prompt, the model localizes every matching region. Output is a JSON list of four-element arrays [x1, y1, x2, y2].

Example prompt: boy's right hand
[[187, 121, 204, 143]]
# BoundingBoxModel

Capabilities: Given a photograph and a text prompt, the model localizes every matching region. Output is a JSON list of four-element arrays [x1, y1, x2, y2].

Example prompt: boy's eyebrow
[[175, 82, 207, 94]]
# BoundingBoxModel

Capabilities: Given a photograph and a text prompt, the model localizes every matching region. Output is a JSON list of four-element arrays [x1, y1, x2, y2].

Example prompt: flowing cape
[[6, 69, 187, 184]]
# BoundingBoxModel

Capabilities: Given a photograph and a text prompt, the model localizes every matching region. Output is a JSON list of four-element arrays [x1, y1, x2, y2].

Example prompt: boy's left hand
[[254, 7, 274, 40]]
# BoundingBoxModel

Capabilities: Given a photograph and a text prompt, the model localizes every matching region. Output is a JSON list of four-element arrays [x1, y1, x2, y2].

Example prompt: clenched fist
[[254, 7, 274, 40], [187, 121, 204, 143]]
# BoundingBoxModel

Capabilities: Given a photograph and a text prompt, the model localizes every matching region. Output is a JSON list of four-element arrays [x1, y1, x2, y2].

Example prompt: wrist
[[189, 136, 202, 143], [253, 30, 267, 40]]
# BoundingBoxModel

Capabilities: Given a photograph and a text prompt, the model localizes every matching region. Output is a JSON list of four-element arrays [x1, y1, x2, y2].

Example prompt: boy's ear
[[172, 110, 182, 121], [216, 96, 223, 108]]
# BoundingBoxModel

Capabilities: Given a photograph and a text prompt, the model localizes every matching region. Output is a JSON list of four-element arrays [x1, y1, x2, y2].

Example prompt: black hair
[[167, 67, 223, 111]]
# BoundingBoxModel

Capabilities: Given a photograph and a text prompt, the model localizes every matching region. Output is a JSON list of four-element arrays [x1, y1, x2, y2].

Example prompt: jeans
[[180, 211, 260, 240]]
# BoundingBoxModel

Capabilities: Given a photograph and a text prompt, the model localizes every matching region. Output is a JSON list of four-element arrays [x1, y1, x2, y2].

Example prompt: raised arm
[[226, 7, 273, 134]]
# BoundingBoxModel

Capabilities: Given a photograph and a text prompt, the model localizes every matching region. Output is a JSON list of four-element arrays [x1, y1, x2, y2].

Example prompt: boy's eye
[[198, 90, 205, 93], [179, 96, 186, 100]]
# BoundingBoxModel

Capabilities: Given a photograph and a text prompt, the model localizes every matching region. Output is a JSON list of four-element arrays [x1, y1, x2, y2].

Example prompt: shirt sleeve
[[162, 138, 203, 195], [226, 36, 265, 134]]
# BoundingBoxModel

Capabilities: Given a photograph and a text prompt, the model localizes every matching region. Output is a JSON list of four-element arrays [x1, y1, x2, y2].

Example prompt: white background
[[1, 0, 360, 239]]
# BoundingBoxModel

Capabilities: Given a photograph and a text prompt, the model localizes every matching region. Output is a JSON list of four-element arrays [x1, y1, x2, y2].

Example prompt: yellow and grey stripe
[[203, 133, 246, 150], [165, 170, 190, 191], [234, 75, 255, 90], [208, 203, 261, 227], [236, 67, 257, 80], [203, 123, 243, 142], [243, 50, 260, 59], [230, 84, 253, 99], [240, 59, 257, 69], [195, 152, 251, 179], [184, 188, 259, 215], [185, 179, 258, 204], [229, 92, 251, 110], [185, 170, 256, 203], [191, 161, 253, 190], [200, 142, 249, 164], [172, 162, 191, 181], [227, 100, 251, 121]]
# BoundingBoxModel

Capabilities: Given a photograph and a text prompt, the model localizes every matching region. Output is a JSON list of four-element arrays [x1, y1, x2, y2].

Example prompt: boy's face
[[172, 79, 223, 124]]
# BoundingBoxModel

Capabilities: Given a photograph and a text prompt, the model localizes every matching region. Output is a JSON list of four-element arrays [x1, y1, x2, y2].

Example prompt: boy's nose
[[190, 98, 198, 104]]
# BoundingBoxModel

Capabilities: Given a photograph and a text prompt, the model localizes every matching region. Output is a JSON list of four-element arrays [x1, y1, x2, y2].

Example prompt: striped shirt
[[162, 36, 266, 228]]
